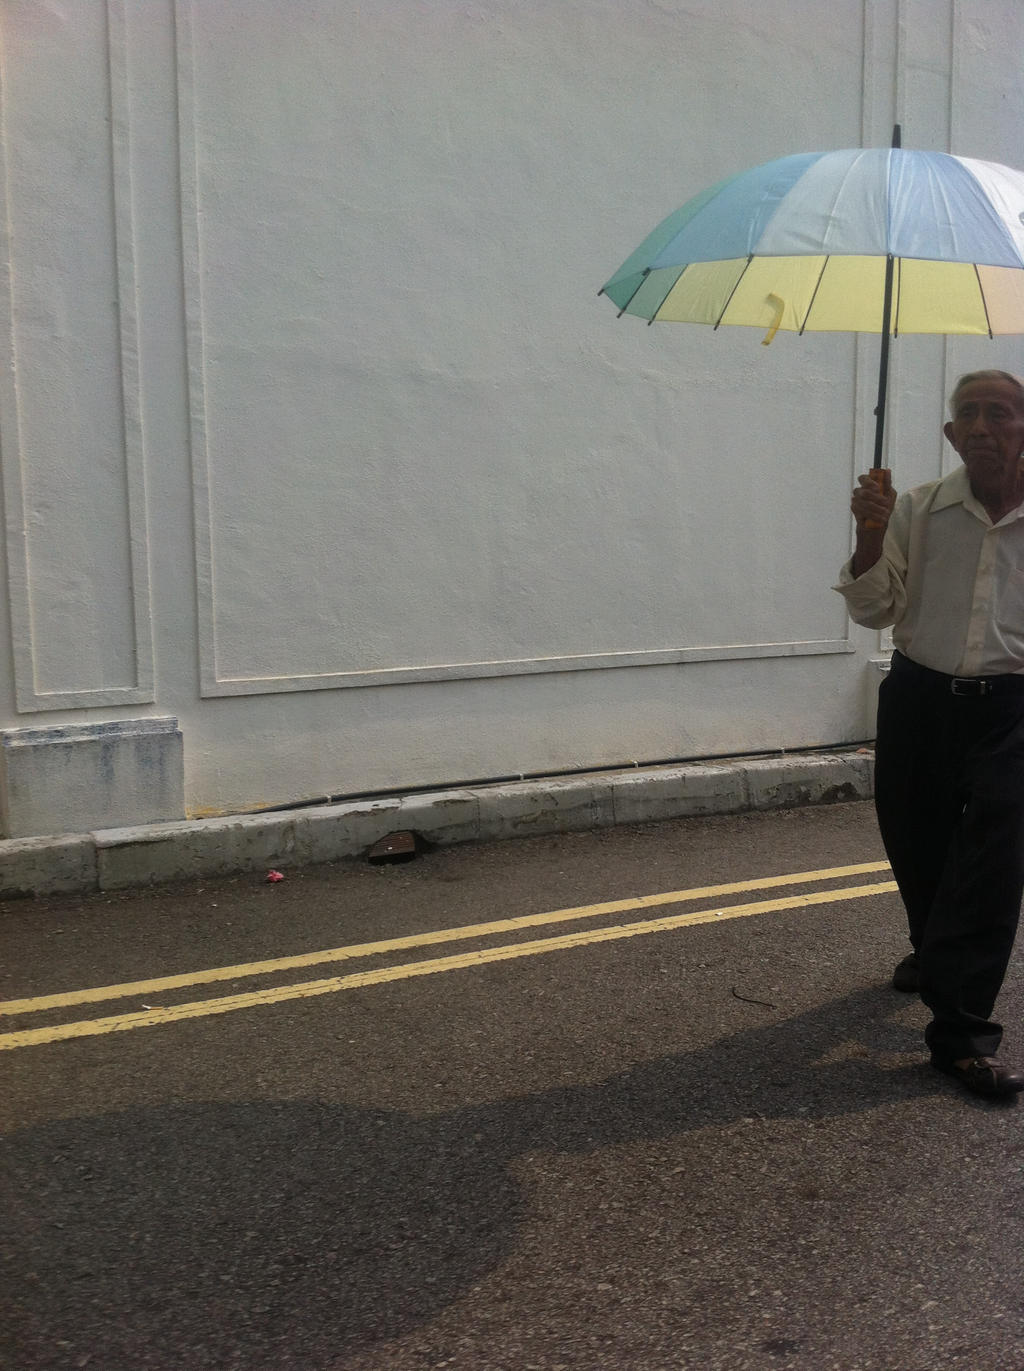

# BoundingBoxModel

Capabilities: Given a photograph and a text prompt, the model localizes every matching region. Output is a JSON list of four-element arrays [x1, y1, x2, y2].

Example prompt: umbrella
[[599, 127, 1024, 470]]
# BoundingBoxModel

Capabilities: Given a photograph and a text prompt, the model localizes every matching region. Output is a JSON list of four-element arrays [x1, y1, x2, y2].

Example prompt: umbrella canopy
[[601, 146, 1024, 338]]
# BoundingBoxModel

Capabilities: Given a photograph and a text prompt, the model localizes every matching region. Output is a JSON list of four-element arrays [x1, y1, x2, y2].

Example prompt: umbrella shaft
[[872, 253, 896, 468]]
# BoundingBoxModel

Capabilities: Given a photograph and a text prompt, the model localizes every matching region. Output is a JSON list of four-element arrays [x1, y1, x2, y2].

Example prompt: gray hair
[[949, 370, 1024, 415]]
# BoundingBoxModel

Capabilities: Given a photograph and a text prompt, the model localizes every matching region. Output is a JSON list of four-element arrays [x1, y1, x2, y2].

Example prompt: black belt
[[891, 650, 1024, 697]]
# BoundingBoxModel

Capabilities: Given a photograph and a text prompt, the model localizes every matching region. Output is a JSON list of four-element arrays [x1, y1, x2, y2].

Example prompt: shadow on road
[[2, 985, 937, 1368]]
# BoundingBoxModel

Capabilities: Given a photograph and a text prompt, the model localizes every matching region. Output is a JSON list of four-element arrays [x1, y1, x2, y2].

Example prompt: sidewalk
[[0, 748, 874, 899]]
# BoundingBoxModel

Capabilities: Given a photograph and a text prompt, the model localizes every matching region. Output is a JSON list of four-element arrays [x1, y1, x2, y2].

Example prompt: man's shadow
[[2, 984, 934, 1368]]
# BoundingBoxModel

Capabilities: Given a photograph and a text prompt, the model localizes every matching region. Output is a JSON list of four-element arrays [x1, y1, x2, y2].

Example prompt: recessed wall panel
[[178, 0, 874, 697], [0, 0, 152, 709]]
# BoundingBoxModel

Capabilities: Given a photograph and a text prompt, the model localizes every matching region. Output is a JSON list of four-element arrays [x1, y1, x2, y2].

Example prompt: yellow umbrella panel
[[623, 256, 1024, 338]]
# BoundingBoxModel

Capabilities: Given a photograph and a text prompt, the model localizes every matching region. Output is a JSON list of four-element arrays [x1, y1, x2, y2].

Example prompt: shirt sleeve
[[832, 491, 911, 630]]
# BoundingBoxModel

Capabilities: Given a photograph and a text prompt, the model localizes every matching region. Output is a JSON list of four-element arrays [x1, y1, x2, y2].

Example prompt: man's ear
[[943, 420, 956, 448]]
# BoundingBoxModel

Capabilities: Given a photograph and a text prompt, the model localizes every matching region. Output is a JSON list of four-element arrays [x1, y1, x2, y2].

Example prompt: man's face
[[943, 378, 1024, 517]]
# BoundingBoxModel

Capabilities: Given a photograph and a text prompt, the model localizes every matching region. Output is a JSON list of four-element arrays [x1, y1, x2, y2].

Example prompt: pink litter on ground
[[266, 870, 285, 883]]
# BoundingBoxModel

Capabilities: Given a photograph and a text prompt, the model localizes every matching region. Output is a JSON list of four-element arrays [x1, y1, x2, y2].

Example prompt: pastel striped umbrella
[[600, 131, 1024, 464]]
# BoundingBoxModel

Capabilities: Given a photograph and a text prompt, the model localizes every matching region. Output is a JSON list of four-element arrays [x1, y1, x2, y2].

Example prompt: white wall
[[2, 0, 1024, 831]]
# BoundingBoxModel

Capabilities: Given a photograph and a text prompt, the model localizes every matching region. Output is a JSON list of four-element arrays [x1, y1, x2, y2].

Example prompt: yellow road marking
[[0, 879, 897, 1051], [0, 860, 890, 1017]]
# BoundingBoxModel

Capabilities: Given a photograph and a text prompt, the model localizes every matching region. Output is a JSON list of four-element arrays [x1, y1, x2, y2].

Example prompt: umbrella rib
[[798, 256, 830, 335], [973, 264, 994, 339], [713, 256, 753, 330], [648, 265, 691, 325]]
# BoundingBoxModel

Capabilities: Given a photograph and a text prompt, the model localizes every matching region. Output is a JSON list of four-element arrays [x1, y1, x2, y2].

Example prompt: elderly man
[[837, 369, 1024, 1100]]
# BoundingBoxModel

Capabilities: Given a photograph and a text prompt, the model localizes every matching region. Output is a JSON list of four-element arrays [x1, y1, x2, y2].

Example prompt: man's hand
[[852, 469, 895, 530], [851, 469, 896, 576]]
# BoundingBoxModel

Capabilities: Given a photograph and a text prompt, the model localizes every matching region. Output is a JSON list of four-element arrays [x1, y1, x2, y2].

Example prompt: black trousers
[[874, 651, 1024, 1062]]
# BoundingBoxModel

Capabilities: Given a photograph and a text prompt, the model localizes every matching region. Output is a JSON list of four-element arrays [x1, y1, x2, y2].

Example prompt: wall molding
[[200, 638, 856, 698]]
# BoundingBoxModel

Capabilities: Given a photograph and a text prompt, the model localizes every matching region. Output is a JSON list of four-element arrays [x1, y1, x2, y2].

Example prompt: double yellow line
[[0, 861, 895, 1051]]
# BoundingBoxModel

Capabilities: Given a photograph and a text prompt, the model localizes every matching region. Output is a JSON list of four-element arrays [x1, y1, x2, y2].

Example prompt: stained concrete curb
[[0, 749, 874, 899]]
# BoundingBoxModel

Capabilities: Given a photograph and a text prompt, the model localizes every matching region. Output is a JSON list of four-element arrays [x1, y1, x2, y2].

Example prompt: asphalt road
[[2, 800, 1023, 1371]]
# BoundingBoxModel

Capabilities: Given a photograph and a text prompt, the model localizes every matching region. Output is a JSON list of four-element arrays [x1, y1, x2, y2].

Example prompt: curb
[[0, 749, 874, 899]]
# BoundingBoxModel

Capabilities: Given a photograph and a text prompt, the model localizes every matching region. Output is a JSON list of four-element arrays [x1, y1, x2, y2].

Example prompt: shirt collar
[[931, 464, 1024, 526]]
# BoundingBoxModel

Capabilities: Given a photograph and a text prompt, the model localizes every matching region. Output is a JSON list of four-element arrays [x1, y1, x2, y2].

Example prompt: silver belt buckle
[[950, 677, 990, 696]]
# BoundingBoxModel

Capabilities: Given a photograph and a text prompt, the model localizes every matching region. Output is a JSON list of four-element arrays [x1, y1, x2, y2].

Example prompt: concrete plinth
[[0, 718, 185, 839]]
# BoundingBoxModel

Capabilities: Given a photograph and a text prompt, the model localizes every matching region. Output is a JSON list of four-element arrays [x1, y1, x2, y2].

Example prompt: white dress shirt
[[835, 465, 1024, 677]]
